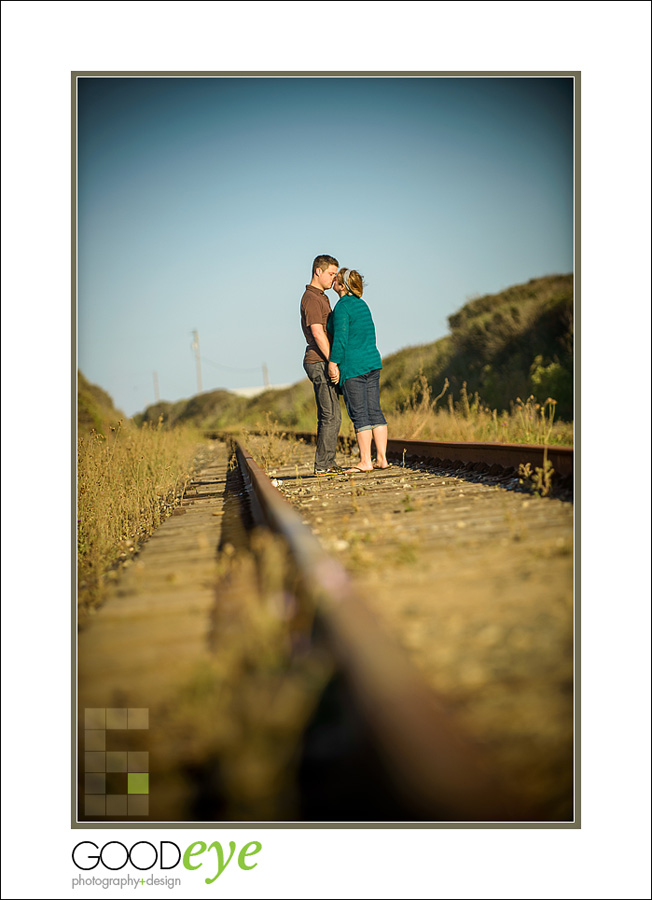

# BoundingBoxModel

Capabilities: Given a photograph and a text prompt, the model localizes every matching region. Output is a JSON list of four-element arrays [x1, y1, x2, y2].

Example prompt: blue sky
[[77, 75, 574, 416]]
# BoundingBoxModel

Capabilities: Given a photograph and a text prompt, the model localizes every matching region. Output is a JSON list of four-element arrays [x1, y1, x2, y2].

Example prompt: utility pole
[[262, 362, 270, 387], [153, 371, 160, 403], [191, 330, 203, 394]]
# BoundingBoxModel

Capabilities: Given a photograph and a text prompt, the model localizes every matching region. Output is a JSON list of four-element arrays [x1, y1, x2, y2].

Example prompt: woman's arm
[[329, 303, 349, 367]]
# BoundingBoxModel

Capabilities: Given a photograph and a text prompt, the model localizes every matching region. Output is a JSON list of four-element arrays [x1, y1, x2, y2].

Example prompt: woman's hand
[[328, 361, 340, 384]]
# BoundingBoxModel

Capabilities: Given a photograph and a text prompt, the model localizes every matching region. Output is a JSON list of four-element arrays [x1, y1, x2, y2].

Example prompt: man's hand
[[328, 361, 340, 384]]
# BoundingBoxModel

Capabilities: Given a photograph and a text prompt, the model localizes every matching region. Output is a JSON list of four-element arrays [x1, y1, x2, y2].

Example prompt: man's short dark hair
[[312, 254, 339, 276]]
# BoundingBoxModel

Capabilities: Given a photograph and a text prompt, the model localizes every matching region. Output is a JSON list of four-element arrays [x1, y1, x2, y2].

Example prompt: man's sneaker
[[314, 464, 347, 476]]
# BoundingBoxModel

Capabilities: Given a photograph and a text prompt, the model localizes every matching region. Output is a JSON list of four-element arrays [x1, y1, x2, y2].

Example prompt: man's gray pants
[[304, 360, 341, 471]]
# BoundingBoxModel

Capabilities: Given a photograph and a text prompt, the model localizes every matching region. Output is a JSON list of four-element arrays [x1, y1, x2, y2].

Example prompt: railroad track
[[210, 430, 574, 495], [235, 435, 574, 822], [77, 434, 574, 824]]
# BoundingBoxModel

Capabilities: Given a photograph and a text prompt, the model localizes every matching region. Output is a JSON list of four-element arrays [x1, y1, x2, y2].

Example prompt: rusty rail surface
[[234, 439, 539, 821], [386, 438, 573, 477]]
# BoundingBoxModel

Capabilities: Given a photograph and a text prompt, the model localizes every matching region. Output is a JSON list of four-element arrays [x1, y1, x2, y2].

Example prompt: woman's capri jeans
[[341, 369, 387, 433]]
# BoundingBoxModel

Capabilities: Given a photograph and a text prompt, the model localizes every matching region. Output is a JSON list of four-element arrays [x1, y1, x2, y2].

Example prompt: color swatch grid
[[83, 707, 149, 816]]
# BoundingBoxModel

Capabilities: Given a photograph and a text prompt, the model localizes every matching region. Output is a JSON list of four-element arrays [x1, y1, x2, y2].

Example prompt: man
[[300, 254, 345, 475]]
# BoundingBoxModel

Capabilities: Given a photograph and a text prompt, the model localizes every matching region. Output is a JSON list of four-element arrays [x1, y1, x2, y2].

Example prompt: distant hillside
[[134, 273, 573, 429], [382, 273, 573, 419], [78, 371, 125, 434], [134, 381, 317, 431]]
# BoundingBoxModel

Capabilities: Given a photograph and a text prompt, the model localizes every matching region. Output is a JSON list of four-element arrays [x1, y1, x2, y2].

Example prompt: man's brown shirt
[[300, 284, 333, 364]]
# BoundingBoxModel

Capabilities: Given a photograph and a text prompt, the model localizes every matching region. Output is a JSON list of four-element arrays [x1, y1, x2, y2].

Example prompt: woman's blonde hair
[[338, 268, 364, 298]]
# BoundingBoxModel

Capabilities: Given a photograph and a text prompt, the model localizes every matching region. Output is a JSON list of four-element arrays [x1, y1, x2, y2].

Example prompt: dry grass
[[244, 376, 572, 452], [239, 414, 319, 471], [77, 419, 201, 613], [385, 375, 573, 446]]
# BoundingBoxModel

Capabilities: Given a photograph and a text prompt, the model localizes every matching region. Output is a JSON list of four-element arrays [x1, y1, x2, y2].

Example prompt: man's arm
[[310, 323, 331, 362]]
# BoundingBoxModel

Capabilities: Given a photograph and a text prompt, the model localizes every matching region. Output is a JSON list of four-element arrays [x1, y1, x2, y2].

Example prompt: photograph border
[[71, 69, 580, 830]]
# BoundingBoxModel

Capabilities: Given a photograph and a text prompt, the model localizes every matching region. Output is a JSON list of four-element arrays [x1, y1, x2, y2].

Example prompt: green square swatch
[[128, 773, 149, 794]]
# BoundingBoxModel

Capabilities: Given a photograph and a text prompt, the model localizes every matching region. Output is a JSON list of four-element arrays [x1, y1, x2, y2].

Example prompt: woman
[[327, 268, 391, 472]]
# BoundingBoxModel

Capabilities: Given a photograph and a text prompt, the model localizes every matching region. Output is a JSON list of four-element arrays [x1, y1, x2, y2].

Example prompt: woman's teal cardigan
[[327, 294, 382, 384]]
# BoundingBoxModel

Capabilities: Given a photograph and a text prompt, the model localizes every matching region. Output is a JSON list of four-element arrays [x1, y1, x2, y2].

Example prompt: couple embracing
[[300, 253, 391, 476]]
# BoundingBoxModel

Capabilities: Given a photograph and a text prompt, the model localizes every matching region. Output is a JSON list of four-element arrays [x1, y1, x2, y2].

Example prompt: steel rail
[[385, 438, 573, 477], [233, 439, 538, 821]]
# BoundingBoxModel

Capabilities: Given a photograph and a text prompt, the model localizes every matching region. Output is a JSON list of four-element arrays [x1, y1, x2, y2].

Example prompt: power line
[[200, 355, 261, 374]]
